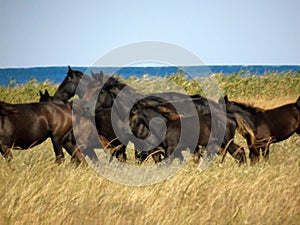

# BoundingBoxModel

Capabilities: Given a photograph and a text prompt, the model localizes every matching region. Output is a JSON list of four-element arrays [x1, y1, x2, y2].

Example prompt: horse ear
[[97, 71, 105, 82], [68, 65, 72, 72], [92, 71, 103, 82], [99, 71, 104, 78], [39, 90, 43, 97], [45, 89, 50, 97]]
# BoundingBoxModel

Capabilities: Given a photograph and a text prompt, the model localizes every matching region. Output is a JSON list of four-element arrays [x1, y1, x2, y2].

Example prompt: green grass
[[0, 79, 57, 103], [1, 71, 299, 103], [0, 72, 299, 225], [127, 71, 300, 100]]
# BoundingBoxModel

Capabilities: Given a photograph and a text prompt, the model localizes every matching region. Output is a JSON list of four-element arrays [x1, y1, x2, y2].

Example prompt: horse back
[[0, 101, 72, 149], [0, 101, 19, 115], [255, 103, 300, 141]]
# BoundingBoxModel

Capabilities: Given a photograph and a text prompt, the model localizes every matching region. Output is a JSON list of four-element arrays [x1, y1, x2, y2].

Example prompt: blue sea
[[0, 65, 299, 86]]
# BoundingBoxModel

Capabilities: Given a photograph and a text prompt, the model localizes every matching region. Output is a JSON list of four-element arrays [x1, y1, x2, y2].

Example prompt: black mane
[[232, 101, 265, 114], [102, 76, 127, 90]]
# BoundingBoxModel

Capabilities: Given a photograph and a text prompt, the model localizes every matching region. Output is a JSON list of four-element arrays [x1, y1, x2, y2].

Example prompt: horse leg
[[0, 144, 13, 162], [193, 146, 203, 164], [163, 145, 173, 161], [226, 142, 247, 165], [249, 147, 260, 165], [51, 137, 65, 164], [63, 142, 87, 166], [62, 131, 88, 165], [152, 150, 163, 163], [296, 127, 300, 135], [135, 149, 148, 164], [261, 145, 270, 162], [115, 145, 127, 162], [166, 145, 185, 162], [136, 148, 163, 164]]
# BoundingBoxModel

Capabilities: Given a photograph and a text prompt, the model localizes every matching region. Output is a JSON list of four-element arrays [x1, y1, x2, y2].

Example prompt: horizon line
[[1, 64, 300, 69]]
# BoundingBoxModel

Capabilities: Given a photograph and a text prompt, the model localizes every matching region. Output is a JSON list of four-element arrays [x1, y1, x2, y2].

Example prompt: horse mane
[[0, 101, 18, 115], [139, 101, 180, 120], [225, 99, 260, 145], [102, 76, 127, 90], [91, 70, 128, 92], [232, 113, 256, 145], [232, 101, 265, 114]]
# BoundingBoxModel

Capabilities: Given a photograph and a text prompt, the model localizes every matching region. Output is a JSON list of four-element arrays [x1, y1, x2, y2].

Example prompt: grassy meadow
[[0, 72, 299, 225]]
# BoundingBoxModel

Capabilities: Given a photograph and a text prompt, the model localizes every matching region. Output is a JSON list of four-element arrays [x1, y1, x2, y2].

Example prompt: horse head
[[54, 66, 93, 101], [39, 90, 53, 102]]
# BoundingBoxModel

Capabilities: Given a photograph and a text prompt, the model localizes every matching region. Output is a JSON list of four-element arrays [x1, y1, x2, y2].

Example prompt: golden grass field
[[0, 73, 299, 225]]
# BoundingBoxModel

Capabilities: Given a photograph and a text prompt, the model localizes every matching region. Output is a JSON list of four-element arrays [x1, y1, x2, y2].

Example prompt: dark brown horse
[[73, 98, 128, 162], [56, 70, 129, 161], [54, 66, 94, 101], [129, 102, 246, 164], [76, 75, 203, 162], [0, 96, 76, 163], [76, 71, 246, 164], [57, 69, 245, 165], [222, 95, 300, 164], [39, 90, 93, 164]]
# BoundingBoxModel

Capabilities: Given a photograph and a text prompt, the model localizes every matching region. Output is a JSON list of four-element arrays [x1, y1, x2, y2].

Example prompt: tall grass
[[126, 71, 300, 102], [0, 79, 57, 103], [0, 72, 299, 225]]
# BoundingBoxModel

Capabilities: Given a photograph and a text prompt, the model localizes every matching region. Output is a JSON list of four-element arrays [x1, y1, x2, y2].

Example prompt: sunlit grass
[[0, 72, 299, 225]]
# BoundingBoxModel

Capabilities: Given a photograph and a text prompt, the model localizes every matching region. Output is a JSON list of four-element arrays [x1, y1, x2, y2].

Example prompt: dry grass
[[1, 132, 299, 225], [0, 75, 300, 225]]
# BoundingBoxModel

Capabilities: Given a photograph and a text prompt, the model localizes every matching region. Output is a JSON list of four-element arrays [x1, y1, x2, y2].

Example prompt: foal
[[223, 95, 300, 164]]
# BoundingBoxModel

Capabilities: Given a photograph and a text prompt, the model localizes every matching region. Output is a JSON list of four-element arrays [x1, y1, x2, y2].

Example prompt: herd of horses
[[0, 66, 299, 168]]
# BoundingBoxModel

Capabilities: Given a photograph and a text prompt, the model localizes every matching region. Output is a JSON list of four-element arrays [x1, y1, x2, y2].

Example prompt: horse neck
[[227, 103, 256, 129], [77, 75, 94, 97], [50, 96, 71, 109], [53, 90, 71, 103]]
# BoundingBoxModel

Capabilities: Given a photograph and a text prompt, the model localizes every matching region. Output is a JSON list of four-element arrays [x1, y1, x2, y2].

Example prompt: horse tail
[[233, 113, 256, 145], [296, 96, 300, 109]]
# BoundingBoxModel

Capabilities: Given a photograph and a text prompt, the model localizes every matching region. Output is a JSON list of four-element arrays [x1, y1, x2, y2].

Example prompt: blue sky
[[0, 0, 299, 67]]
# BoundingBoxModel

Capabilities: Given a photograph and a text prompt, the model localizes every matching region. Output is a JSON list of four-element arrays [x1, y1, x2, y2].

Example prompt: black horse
[[89, 70, 217, 115], [222, 95, 300, 164], [54, 66, 94, 101], [129, 102, 246, 164], [40, 67, 121, 162], [77, 75, 204, 162], [56, 69, 245, 165], [0, 96, 78, 163], [76, 71, 246, 164], [54, 68, 217, 118]]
